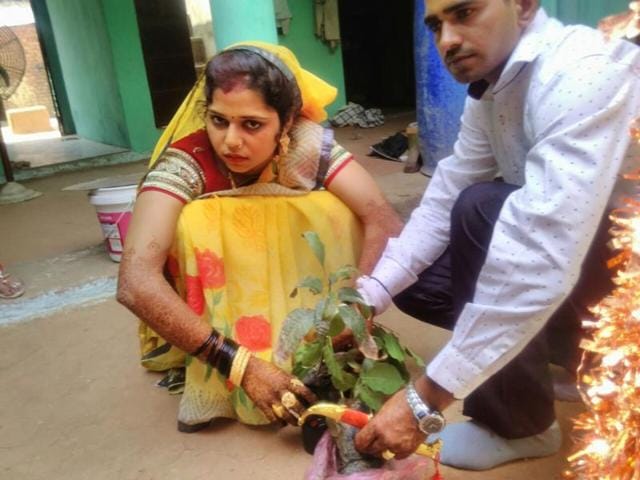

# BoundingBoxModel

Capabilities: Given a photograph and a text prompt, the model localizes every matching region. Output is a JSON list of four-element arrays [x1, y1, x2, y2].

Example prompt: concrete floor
[[0, 113, 583, 479]]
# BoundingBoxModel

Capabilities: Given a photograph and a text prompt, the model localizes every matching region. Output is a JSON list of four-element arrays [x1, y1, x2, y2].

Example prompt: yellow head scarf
[[149, 42, 337, 166]]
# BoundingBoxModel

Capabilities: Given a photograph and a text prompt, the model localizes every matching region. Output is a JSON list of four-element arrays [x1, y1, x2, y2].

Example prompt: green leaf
[[327, 315, 346, 337], [405, 346, 426, 367], [337, 305, 366, 343], [297, 276, 323, 295], [314, 298, 329, 336], [354, 382, 385, 412], [323, 339, 357, 392], [384, 356, 410, 382], [381, 331, 405, 362], [362, 358, 376, 371], [274, 307, 315, 364], [360, 362, 405, 394], [329, 266, 358, 287], [338, 287, 368, 305], [302, 231, 325, 267], [294, 339, 324, 368], [322, 292, 339, 320]]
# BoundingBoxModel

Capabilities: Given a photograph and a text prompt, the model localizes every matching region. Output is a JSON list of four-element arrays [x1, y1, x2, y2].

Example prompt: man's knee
[[451, 181, 519, 235], [393, 282, 456, 329]]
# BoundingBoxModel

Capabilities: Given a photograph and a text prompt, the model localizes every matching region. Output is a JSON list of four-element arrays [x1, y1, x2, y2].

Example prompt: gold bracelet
[[229, 346, 251, 386], [231, 347, 251, 386]]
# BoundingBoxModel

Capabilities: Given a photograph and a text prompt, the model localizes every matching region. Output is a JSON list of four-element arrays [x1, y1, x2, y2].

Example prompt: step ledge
[[0, 276, 117, 326]]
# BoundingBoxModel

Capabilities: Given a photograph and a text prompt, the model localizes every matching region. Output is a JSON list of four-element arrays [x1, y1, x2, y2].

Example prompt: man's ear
[[515, 0, 538, 27]]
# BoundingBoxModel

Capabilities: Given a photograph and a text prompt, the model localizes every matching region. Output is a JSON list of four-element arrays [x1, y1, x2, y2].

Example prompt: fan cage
[[0, 25, 27, 100]]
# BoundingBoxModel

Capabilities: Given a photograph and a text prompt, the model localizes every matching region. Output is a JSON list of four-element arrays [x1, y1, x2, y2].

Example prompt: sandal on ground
[[177, 419, 213, 433], [0, 267, 25, 299]]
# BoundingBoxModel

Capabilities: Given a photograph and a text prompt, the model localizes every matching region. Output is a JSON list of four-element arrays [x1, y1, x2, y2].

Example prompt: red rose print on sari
[[185, 274, 205, 315], [194, 248, 225, 289], [235, 315, 272, 352]]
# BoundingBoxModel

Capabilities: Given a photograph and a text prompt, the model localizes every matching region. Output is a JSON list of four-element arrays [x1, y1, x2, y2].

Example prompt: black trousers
[[394, 181, 613, 438]]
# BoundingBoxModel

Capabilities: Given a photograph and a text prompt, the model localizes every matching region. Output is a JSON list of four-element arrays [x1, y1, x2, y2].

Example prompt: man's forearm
[[414, 374, 455, 413]]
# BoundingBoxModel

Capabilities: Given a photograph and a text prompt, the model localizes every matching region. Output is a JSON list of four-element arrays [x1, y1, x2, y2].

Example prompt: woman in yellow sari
[[117, 42, 402, 432]]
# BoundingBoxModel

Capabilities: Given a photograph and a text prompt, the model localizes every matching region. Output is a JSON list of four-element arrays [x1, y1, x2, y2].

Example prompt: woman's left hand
[[241, 356, 317, 426]]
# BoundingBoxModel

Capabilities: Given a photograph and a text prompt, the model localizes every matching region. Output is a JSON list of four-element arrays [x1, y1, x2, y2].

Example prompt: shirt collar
[[467, 8, 562, 99]]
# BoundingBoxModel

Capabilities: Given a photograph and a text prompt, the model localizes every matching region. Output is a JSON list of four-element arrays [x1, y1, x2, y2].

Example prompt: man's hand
[[354, 376, 454, 459], [241, 356, 317, 426], [354, 387, 425, 459]]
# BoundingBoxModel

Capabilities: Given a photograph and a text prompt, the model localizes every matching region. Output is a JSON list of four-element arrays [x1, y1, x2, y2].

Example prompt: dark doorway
[[134, 0, 196, 128], [338, 0, 415, 111]]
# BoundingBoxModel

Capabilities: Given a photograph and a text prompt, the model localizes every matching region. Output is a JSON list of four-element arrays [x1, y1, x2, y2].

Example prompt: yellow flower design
[[232, 204, 267, 251]]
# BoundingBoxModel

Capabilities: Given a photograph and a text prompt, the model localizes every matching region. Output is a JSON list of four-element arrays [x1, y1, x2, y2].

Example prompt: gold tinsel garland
[[564, 119, 640, 479]]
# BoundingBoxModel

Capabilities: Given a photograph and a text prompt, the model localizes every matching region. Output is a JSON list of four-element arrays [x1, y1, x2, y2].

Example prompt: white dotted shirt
[[371, 9, 640, 399]]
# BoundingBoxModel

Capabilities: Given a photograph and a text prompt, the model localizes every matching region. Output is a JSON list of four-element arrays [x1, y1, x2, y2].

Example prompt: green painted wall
[[541, 0, 631, 27], [210, 0, 278, 48], [45, 0, 128, 147], [102, 0, 160, 153], [277, 1, 346, 117]]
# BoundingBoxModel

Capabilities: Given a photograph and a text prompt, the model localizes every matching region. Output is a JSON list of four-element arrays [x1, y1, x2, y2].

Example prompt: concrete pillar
[[209, 0, 277, 49]]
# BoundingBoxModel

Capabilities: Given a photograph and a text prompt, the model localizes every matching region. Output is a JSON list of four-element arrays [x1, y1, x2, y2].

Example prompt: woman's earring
[[272, 132, 290, 176]]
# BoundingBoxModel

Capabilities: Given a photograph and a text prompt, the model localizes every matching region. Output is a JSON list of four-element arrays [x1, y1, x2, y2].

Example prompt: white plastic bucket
[[88, 184, 137, 262]]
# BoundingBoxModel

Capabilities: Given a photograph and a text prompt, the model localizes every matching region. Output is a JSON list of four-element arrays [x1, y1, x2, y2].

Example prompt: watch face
[[419, 414, 445, 434]]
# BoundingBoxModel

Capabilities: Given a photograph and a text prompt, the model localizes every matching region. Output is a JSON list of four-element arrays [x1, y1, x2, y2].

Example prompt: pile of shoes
[[368, 122, 422, 173], [369, 132, 408, 161]]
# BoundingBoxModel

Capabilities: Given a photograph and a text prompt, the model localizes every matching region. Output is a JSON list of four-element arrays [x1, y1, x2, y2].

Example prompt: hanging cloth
[[273, 0, 293, 35], [314, 0, 341, 50]]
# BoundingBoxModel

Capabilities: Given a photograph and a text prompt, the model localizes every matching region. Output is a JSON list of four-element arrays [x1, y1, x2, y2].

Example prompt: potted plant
[[275, 232, 425, 474]]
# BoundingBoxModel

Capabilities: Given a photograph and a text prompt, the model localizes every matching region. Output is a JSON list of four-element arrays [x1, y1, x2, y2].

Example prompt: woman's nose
[[224, 125, 242, 150]]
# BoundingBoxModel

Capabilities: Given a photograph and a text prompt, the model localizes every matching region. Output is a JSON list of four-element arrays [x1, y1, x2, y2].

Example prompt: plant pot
[[330, 400, 383, 475], [302, 414, 328, 454], [330, 420, 383, 474]]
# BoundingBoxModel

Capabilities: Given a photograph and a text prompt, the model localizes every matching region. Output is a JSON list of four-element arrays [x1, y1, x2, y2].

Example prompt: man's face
[[424, 0, 534, 84]]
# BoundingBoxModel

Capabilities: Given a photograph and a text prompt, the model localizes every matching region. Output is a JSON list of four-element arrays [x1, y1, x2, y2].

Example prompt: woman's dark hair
[[204, 49, 302, 126]]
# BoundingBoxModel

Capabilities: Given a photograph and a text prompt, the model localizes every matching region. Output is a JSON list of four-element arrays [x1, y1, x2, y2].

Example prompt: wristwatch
[[406, 382, 446, 435]]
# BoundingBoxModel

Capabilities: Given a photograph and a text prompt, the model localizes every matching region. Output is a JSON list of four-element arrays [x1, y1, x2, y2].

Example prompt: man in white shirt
[[354, 0, 640, 470]]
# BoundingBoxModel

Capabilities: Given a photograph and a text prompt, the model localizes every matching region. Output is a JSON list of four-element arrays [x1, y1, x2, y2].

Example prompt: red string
[[430, 453, 443, 480]]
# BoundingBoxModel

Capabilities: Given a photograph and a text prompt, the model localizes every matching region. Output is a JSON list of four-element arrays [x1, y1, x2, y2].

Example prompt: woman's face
[[206, 86, 282, 175]]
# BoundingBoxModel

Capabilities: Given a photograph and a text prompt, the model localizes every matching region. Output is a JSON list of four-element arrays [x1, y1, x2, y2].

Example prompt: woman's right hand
[[241, 356, 317, 426]]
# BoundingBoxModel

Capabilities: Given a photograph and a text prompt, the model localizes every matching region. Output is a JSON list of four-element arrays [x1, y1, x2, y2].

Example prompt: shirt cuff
[[356, 275, 392, 314], [426, 343, 486, 399], [370, 256, 418, 297]]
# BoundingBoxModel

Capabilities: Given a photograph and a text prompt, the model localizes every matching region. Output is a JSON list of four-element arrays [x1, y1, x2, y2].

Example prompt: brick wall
[[4, 24, 56, 118]]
